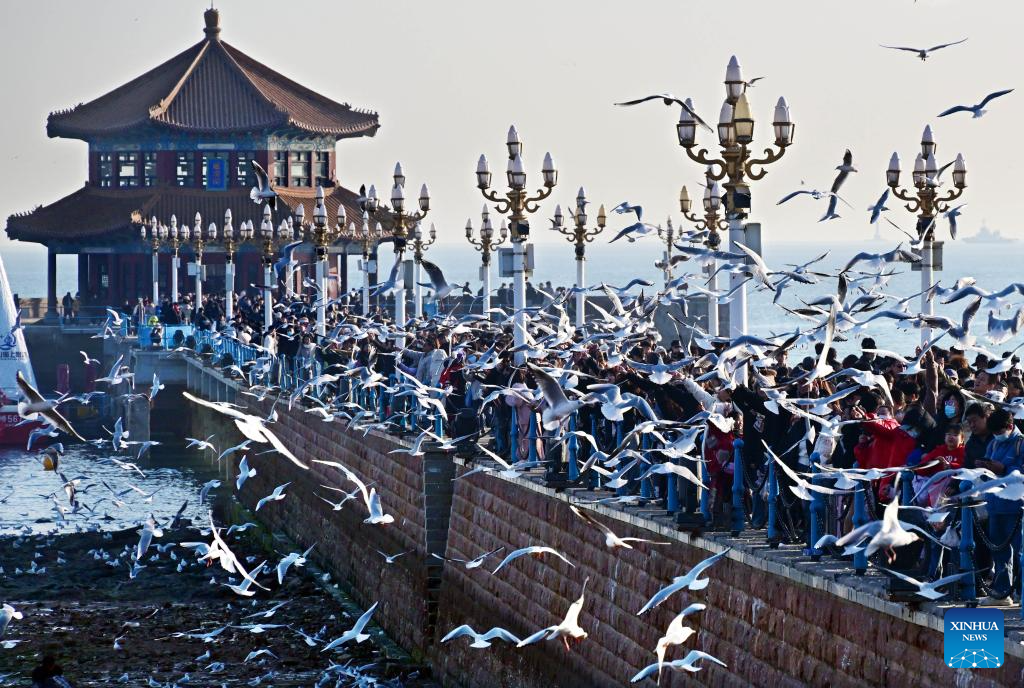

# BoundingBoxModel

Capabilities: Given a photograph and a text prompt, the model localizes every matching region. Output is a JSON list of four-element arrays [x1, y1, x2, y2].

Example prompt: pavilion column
[[44, 247, 59, 322]]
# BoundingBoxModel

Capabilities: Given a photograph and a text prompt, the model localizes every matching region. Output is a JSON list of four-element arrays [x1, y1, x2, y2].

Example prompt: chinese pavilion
[[5, 8, 382, 319]]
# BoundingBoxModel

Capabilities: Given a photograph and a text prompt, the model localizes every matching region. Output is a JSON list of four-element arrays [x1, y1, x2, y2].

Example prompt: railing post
[[699, 452, 711, 525], [853, 482, 868, 574], [730, 438, 745, 536], [959, 481, 977, 604], [808, 452, 825, 560], [615, 422, 628, 496], [900, 469, 914, 505], [766, 457, 779, 546], [589, 415, 600, 490], [665, 452, 679, 514], [526, 411, 538, 464], [567, 413, 580, 482], [640, 432, 653, 500], [509, 411, 519, 462], [434, 391, 445, 436]]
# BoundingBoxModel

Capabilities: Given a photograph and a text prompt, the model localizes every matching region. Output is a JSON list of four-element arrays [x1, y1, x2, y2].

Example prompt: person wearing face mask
[[977, 408, 1024, 606]]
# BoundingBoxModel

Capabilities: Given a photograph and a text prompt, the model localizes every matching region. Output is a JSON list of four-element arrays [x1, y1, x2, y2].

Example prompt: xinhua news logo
[[943, 608, 1004, 668]]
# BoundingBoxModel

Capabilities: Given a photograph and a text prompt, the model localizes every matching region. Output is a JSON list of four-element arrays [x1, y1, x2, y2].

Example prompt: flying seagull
[[420, 259, 468, 302], [938, 89, 1014, 118], [249, 160, 277, 210], [441, 625, 521, 648], [821, 150, 856, 221], [614, 94, 713, 131], [879, 37, 967, 61], [15, 371, 85, 442]]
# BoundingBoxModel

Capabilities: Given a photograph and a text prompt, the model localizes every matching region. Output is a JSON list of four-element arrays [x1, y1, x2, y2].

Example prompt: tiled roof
[[5, 184, 393, 246], [47, 11, 379, 140]]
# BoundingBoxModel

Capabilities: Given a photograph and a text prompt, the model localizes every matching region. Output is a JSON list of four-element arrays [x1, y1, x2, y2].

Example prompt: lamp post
[[656, 218, 676, 289], [221, 209, 246, 330], [299, 186, 341, 337], [141, 216, 162, 306], [466, 206, 509, 316], [342, 211, 386, 315], [675, 56, 794, 342], [886, 126, 967, 344], [167, 215, 183, 304], [187, 212, 215, 315], [476, 126, 557, 362], [258, 204, 295, 333], [370, 163, 430, 330], [551, 188, 605, 327], [680, 179, 728, 335], [410, 221, 437, 319]]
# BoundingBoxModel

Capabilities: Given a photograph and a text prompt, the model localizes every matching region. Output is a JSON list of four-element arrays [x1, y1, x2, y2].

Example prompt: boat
[[963, 222, 1016, 244], [0, 250, 40, 445]]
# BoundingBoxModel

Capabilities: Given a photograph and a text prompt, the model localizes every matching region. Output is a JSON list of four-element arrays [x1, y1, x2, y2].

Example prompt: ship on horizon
[[963, 221, 1016, 243]]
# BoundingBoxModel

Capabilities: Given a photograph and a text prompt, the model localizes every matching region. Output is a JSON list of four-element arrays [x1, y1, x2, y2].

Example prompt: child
[[914, 425, 966, 507]]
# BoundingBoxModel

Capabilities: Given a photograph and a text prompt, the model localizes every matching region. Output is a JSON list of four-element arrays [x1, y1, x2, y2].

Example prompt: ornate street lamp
[[140, 216, 162, 306], [476, 126, 557, 361], [220, 208, 254, 330], [679, 178, 728, 335], [186, 211, 216, 314], [341, 211, 386, 315], [886, 125, 967, 343], [410, 221, 438, 318], [167, 215, 183, 304], [369, 163, 430, 330], [551, 188, 605, 327], [298, 186, 341, 337], [676, 56, 794, 342], [466, 205, 509, 316], [259, 204, 296, 332]]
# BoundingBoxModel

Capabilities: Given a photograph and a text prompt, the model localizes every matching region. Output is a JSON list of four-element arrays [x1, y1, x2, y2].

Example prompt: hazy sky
[[0, 0, 1019, 251]]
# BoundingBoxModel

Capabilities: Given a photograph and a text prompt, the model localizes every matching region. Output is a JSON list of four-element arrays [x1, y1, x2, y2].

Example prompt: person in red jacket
[[914, 425, 965, 507], [850, 401, 918, 500]]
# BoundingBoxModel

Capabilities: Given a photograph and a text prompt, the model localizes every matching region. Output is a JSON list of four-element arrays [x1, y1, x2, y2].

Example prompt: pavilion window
[[291, 151, 311, 187], [176, 153, 195, 187], [117, 152, 139, 187], [273, 151, 288, 186], [143, 152, 158, 186], [314, 151, 330, 187], [98, 153, 114, 187], [236, 153, 255, 187]]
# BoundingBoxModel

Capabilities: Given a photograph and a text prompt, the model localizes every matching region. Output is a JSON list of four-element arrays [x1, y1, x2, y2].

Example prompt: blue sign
[[206, 157, 227, 191], [943, 607, 1004, 668]]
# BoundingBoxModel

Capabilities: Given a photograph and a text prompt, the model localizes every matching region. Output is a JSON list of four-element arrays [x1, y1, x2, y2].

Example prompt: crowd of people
[[108, 279, 1024, 608]]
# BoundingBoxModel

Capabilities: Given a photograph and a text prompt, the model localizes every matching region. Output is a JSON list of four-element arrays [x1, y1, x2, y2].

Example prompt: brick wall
[[185, 373, 1024, 687]]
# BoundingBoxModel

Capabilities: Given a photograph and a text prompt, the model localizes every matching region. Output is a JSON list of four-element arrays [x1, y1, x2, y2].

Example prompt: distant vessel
[[0, 251, 38, 445], [963, 221, 1016, 244]]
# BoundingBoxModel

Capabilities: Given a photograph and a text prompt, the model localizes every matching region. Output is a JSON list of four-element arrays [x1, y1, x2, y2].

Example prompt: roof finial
[[204, 6, 221, 39]]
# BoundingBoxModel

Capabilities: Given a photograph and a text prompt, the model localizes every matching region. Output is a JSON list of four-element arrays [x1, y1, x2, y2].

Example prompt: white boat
[[0, 250, 39, 445]]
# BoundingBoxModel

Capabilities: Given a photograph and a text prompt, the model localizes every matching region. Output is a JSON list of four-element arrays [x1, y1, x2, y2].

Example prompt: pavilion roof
[[46, 9, 379, 141], [5, 184, 389, 248]]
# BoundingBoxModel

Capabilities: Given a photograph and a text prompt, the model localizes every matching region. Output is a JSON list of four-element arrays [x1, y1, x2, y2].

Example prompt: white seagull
[[441, 625, 522, 648], [636, 548, 731, 615], [321, 602, 379, 652], [517, 577, 590, 651], [938, 89, 1014, 118], [254, 482, 291, 511]]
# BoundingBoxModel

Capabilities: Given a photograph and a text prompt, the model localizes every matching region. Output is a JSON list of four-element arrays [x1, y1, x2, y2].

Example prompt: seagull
[[636, 548, 730, 615], [492, 546, 574, 575], [321, 602, 379, 652], [0, 604, 22, 637], [988, 308, 1024, 345], [254, 482, 290, 511], [836, 487, 919, 563], [614, 94, 713, 131], [944, 203, 966, 239], [276, 544, 315, 584], [938, 89, 1014, 118], [868, 189, 891, 225], [183, 392, 306, 469], [879, 37, 967, 60], [516, 577, 589, 651], [430, 546, 505, 569], [243, 648, 278, 663], [249, 160, 277, 210], [653, 610, 700, 680], [15, 371, 85, 442], [420, 259, 468, 302], [79, 351, 100, 366], [842, 246, 920, 273], [198, 480, 221, 506], [874, 566, 976, 601], [608, 202, 659, 243], [630, 650, 728, 683], [528, 363, 584, 430], [821, 150, 856, 221], [377, 549, 412, 565], [236, 455, 257, 491], [149, 374, 164, 402], [441, 624, 522, 648], [186, 435, 217, 453], [569, 505, 670, 550]]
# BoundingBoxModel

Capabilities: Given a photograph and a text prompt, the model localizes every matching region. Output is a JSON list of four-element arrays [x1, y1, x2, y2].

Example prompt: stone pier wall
[[184, 360, 1024, 688]]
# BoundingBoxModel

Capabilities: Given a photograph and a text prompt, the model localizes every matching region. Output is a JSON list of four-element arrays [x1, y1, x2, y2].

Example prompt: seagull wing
[[926, 37, 967, 52], [978, 88, 1014, 108], [879, 44, 921, 53], [420, 259, 450, 291], [528, 363, 570, 409], [937, 104, 972, 117]]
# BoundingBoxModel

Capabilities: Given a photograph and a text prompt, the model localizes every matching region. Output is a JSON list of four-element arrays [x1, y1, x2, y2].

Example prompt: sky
[[0, 0, 1020, 253]]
